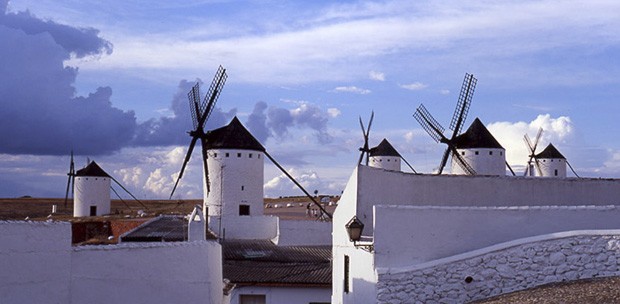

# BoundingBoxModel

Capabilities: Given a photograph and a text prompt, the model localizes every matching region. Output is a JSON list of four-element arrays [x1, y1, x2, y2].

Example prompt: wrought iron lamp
[[345, 216, 373, 252]]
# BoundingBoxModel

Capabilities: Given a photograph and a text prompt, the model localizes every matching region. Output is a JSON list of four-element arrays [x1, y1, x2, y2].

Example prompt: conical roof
[[452, 118, 504, 149], [535, 143, 565, 159], [369, 138, 401, 157], [204, 117, 265, 151], [75, 161, 111, 177]]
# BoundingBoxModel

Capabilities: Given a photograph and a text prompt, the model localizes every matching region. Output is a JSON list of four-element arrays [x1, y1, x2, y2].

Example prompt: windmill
[[169, 65, 227, 199], [63, 151, 75, 208], [413, 73, 477, 175], [523, 128, 544, 176], [357, 111, 374, 165]]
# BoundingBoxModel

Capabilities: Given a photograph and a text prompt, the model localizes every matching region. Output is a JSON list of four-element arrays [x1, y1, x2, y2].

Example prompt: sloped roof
[[369, 138, 401, 157], [75, 161, 111, 177], [204, 117, 265, 151], [222, 239, 331, 286], [120, 215, 217, 242], [535, 143, 566, 159], [452, 118, 504, 149]]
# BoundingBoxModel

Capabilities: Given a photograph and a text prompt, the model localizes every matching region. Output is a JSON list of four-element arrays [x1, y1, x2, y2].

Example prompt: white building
[[451, 118, 506, 176], [530, 143, 567, 177], [368, 138, 401, 172], [203, 117, 277, 240], [73, 161, 111, 217], [332, 165, 620, 303], [0, 220, 223, 304]]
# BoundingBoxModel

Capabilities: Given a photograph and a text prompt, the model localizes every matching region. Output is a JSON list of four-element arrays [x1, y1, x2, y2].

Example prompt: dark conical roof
[[452, 118, 504, 149], [535, 143, 565, 159], [369, 138, 401, 157], [204, 117, 265, 151], [75, 161, 111, 177]]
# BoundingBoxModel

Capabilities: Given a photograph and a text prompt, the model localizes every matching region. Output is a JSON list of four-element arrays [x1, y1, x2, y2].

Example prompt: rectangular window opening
[[237, 153, 242, 158], [344, 255, 350, 293], [239, 204, 250, 216]]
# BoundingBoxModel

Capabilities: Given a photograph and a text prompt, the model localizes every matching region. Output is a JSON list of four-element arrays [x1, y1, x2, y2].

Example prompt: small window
[[89, 206, 97, 216], [555, 169, 558, 176], [214, 153, 217, 158], [258, 154, 261, 159], [241, 185, 245, 191], [239, 205, 250, 216], [489, 151, 493, 155], [500, 151, 503, 156], [475, 151, 479, 155], [387, 159, 390, 162], [461, 152, 465, 155], [249, 153, 253, 158], [344, 255, 350, 293], [237, 153, 242, 158], [226, 153, 230, 157], [85, 178, 89, 180], [239, 295, 266, 304]]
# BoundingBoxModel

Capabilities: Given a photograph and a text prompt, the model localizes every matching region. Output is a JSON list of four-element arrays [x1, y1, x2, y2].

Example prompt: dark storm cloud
[[246, 101, 270, 143], [133, 80, 237, 146], [247, 101, 333, 144], [0, 5, 137, 156]]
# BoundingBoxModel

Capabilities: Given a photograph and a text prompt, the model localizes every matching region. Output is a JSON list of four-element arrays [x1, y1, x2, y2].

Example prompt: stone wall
[[376, 232, 620, 303]]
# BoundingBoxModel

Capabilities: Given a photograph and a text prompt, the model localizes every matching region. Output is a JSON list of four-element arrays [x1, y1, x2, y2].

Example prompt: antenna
[[357, 111, 374, 166], [413, 73, 477, 175], [170, 65, 227, 199]]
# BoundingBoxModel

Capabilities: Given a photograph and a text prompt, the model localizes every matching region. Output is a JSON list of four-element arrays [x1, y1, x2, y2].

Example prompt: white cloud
[[439, 89, 450, 95], [400, 82, 428, 91], [327, 107, 341, 118], [264, 168, 331, 197], [487, 114, 574, 168], [369, 70, 385, 81], [333, 86, 371, 95]]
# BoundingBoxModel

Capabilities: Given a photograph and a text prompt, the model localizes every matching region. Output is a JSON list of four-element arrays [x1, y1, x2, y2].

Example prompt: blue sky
[[2, 0, 620, 199]]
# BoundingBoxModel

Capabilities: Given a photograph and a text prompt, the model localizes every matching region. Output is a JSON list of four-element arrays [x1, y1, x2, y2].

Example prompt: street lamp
[[345, 216, 373, 252]]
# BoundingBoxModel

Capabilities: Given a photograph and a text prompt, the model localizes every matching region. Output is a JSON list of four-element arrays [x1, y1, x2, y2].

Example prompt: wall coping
[[73, 239, 221, 252]]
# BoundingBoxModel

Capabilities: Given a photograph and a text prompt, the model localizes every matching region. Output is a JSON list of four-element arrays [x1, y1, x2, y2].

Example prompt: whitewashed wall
[[452, 147, 505, 176], [72, 241, 223, 304], [373, 205, 620, 268], [230, 286, 331, 304], [0, 221, 72, 303], [0, 221, 223, 304], [356, 165, 620, 235], [209, 215, 277, 240], [377, 231, 620, 303], [276, 220, 331, 246]]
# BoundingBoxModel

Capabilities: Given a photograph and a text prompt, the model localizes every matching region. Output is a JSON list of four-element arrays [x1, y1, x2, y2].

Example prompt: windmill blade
[[263, 151, 332, 219], [437, 147, 451, 174], [450, 146, 476, 175], [413, 104, 447, 143], [534, 159, 543, 176], [110, 177, 148, 210], [566, 160, 581, 178], [187, 83, 201, 129], [64, 151, 75, 208], [400, 156, 417, 173], [533, 127, 543, 151], [200, 137, 211, 194], [449, 73, 477, 138], [524, 134, 534, 152], [506, 161, 516, 176], [200, 65, 227, 129], [110, 185, 133, 210], [169, 136, 199, 199], [357, 112, 374, 165]]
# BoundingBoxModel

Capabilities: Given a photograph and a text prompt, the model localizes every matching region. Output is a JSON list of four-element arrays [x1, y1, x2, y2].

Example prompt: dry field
[[0, 196, 338, 221]]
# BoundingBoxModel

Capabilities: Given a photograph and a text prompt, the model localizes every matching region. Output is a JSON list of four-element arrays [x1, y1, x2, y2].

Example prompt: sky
[[2, 0, 620, 199]]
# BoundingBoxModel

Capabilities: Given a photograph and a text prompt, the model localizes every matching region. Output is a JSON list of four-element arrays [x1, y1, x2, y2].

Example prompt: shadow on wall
[[348, 277, 377, 303]]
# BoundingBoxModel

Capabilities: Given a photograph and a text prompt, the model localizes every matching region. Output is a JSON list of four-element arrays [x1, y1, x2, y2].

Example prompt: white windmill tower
[[170, 66, 332, 240], [450, 118, 507, 176], [369, 139, 402, 172], [414, 73, 514, 176], [73, 161, 111, 217], [523, 130, 578, 178]]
